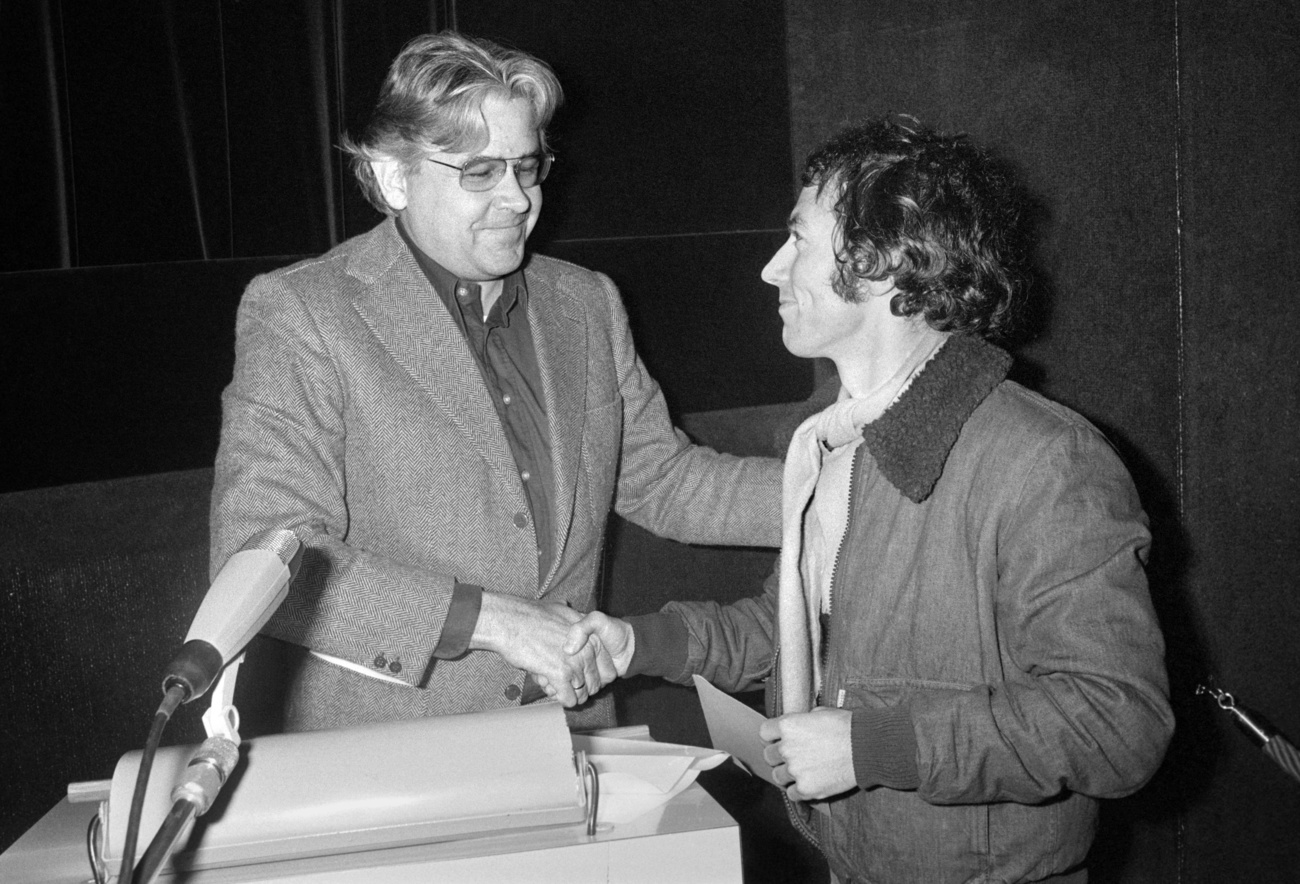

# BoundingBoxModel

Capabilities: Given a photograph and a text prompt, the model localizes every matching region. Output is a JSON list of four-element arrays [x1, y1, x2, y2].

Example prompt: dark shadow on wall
[[996, 149, 1058, 377], [1086, 421, 1221, 882], [995, 152, 1055, 398]]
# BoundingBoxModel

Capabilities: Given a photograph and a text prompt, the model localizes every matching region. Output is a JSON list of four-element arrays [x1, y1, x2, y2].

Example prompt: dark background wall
[[2, 1, 1297, 881]]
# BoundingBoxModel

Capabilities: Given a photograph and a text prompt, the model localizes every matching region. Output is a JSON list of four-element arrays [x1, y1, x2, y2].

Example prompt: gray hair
[[341, 32, 562, 214]]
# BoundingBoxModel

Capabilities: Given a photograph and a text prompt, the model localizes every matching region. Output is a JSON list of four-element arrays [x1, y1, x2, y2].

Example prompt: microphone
[[162, 528, 303, 703]]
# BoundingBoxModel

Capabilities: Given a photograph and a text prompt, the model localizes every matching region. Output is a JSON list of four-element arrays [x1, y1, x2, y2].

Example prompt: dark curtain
[[1, 0, 439, 273]]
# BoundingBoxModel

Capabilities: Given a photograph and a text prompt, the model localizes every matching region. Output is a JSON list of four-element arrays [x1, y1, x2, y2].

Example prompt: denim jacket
[[633, 336, 1173, 883]]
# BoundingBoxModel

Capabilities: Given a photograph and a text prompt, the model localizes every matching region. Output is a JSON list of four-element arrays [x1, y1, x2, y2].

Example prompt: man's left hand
[[759, 707, 856, 801]]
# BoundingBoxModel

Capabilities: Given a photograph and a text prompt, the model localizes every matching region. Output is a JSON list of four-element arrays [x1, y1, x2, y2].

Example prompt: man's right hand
[[564, 611, 635, 678], [470, 594, 615, 707]]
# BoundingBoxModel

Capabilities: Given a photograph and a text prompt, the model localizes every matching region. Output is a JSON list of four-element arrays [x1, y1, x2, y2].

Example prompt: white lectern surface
[[104, 704, 587, 873], [0, 781, 741, 883]]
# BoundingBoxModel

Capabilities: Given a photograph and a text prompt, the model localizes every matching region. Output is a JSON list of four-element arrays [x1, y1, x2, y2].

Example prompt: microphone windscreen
[[184, 529, 302, 662]]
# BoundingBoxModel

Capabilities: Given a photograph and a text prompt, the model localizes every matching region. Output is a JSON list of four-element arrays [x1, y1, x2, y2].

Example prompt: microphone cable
[[119, 682, 186, 884]]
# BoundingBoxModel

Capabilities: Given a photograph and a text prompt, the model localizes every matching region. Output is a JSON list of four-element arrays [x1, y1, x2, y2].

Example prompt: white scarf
[[777, 397, 873, 713]]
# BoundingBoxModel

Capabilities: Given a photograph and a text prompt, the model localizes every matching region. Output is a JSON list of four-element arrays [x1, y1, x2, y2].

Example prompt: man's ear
[[858, 273, 898, 300], [371, 158, 409, 212]]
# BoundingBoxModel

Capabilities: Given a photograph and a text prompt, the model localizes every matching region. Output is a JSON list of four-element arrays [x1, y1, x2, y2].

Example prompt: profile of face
[[374, 93, 543, 282], [762, 186, 877, 362]]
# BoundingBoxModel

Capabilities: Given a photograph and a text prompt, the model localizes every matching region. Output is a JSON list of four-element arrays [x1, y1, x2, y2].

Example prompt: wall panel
[[1178, 1, 1300, 880], [0, 257, 295, 493]]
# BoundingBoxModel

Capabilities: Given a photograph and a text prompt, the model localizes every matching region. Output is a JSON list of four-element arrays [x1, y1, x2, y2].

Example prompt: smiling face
[[762, 186, 877, 363], [377, 92, 542, 282]]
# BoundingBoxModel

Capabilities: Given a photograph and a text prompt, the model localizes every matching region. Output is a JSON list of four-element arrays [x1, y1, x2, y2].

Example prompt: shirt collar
[[395, 217, 526, 325], [860, 334, 1012, 503]]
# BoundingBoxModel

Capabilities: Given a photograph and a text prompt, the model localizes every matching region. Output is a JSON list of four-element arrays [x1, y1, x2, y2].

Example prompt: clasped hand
[[472, 596, 627, 707]]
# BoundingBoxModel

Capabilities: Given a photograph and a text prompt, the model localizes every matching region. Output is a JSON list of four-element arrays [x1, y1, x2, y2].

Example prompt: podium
[[1, 703, 744, 883], [0, 781, 741, 883]]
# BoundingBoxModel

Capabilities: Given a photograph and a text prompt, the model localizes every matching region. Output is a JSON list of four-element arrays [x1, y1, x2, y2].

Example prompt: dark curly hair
[[802, 116, 1028, 340]]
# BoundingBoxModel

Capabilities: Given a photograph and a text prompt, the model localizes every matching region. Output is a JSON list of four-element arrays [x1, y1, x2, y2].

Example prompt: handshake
[[471, 594, 635, 708], [472, 594, 859, 803]]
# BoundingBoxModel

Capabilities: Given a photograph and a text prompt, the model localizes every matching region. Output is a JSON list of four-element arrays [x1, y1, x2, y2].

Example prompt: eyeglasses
[[426, 153, 554, 192]]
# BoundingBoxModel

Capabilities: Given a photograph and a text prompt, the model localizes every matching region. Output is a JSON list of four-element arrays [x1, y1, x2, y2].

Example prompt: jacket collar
[[861, 334, 1011, 503]]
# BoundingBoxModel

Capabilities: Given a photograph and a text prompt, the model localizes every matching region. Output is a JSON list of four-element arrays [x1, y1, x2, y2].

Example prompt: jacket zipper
[[825, 443, 861, 662], [770, 657, 824, 849]]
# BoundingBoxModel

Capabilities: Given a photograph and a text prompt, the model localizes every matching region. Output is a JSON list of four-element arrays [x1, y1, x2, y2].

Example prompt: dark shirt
[[397, 220, 555, 659]]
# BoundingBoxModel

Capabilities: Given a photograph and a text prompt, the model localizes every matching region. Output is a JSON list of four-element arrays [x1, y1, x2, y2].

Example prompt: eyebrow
[[464, 152, 543, 162]]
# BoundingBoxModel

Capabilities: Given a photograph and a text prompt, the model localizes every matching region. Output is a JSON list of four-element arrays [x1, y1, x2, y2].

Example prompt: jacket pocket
[[822, 678, 989, 884]]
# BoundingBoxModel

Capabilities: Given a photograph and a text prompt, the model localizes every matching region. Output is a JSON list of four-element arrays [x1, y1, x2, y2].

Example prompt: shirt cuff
[[433, 582, 483, 659], [625, 612, 691, 680], [851, 704, 920, 790]]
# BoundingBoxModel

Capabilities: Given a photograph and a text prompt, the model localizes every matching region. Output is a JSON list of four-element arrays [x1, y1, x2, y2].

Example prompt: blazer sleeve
[[210, 270, 457, 687], [594, 273, 784, 548]]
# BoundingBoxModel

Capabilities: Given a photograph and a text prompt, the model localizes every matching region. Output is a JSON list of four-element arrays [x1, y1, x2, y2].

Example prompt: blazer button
[[513, 512, 528, 529], [504, 684, 522, 701], [373, 654, 387, 669], [388, 660, 402, 674]]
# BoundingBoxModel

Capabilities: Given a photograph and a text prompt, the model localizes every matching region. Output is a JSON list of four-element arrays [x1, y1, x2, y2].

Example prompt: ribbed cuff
[[851, 704, 920, 790], [625, 612, 691, 680], [432, 582, 483, 659]]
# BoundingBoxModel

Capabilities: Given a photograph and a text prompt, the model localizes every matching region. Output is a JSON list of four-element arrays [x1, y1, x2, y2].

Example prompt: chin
[[481, 250, 526, 278], [781, 330, 809, 359]]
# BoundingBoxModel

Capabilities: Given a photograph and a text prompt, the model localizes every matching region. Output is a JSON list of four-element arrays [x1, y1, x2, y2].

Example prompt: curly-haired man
[[569, 116, 1173, 883]]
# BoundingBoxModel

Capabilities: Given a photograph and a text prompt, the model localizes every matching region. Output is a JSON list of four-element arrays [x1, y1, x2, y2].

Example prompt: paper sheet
[[692, 675, 778, 787]]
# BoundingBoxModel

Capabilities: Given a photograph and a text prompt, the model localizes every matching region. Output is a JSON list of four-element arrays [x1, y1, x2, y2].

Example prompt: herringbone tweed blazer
[[210, 219, 781, 731]]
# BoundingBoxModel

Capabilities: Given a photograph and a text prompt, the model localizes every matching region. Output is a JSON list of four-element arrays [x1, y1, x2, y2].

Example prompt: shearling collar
[[861, 334, 1012, 503]]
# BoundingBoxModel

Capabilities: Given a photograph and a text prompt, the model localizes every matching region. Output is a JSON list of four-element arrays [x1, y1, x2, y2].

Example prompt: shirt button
[[513, 512, 528, 529], [388, 660, 403, 674], [521, 470, 531, 482], [504, 684, 522, 701], [373, 654, 387, 669], [502, 393, 512, 405]]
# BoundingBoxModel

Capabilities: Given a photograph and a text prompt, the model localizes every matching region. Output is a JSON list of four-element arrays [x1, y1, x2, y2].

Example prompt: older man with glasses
[[210, 31, 781, 733]]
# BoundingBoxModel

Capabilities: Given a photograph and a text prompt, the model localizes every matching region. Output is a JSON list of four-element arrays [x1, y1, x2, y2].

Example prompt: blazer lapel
[[527, 264, 586, 593], [351, 223, 520, 491]]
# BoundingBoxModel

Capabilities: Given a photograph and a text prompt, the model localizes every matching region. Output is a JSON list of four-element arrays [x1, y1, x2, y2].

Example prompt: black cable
[[120, 684, 186, 884], [134, 798, 199, 884]]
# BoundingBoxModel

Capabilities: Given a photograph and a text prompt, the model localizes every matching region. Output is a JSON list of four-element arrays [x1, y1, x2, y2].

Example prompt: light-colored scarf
[[777, 397, 872, 713]]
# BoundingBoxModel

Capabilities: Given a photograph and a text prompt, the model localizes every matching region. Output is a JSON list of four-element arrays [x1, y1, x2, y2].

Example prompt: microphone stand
[[115, 528, 300, 882]]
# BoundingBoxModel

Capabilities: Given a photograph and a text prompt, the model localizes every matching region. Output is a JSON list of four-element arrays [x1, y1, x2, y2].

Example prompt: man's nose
[[493, 167, 533, 212], [761, 243, 791, 286]]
